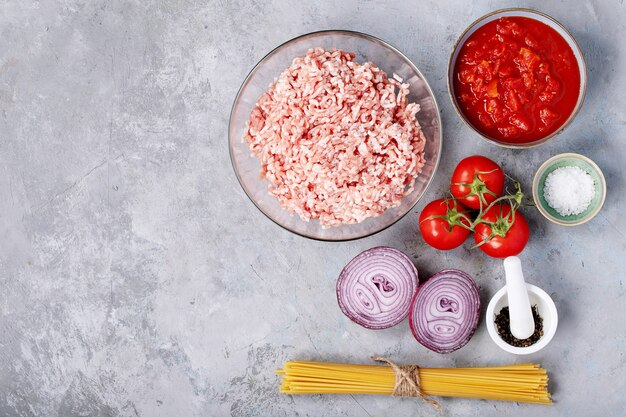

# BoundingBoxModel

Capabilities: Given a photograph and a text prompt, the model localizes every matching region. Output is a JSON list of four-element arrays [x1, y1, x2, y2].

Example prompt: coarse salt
[[543, 166, 595, 216]]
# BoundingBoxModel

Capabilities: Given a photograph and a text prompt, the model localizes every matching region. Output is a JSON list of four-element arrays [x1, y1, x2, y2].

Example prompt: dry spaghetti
[[277, 357, 552, 405]]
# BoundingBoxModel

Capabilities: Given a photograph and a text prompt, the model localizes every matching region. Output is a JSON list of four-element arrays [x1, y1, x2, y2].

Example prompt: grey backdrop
[[1, 1, 625, 416]]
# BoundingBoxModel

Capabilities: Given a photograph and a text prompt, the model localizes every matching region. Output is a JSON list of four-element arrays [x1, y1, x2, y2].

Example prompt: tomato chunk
[[486, 80, 499, 98], [504, 90, 521, 112], [539, 107, 560, 126], [518, 47, 541, 71], [509, 114, 531, 131]]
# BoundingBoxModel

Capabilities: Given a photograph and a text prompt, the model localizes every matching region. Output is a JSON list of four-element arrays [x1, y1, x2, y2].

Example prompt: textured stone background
[[1, 1, 625, 416]]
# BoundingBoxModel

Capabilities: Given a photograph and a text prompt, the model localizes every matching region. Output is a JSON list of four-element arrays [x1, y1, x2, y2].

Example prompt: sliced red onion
[[409, 269, 480, 353], [336, 246, 419, 329]]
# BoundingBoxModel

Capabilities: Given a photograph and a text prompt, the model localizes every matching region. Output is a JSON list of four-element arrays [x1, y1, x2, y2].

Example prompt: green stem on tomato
[[472, 200, 518, 248], [471, 180, 524, 228], [451, 169, 500, 210], [420, 199, 474, 232]]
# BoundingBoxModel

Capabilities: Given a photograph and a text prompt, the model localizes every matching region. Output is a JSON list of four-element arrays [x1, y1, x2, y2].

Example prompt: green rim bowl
[[532, 153, 606, 226]]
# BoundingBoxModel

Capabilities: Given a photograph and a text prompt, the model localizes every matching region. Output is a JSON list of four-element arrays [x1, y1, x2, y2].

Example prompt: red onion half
[[337, 247, 419, 329], [409, 269, 480, 353]]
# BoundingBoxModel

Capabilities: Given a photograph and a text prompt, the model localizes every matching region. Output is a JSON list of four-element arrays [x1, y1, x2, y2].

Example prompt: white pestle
[[503, 256, 535, 340]]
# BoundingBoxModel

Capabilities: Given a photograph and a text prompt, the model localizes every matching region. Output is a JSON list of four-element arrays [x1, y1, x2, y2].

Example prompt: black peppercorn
[[495, 305, 543, 347]]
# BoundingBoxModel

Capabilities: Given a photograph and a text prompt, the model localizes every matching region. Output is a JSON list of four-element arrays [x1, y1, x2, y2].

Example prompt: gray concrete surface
[[1, 1, 625, 416]]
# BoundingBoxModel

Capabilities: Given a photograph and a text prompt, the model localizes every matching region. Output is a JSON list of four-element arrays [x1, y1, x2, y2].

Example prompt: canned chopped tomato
[[453, 17, 581, 144]]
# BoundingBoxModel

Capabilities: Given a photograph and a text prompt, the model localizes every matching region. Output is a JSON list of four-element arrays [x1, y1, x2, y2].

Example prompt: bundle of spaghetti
[[277, 358, 552, 405]]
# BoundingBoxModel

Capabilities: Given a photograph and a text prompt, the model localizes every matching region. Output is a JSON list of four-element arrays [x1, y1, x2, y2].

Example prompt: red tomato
[[419, 199, 471, 250], [450, 155, 505, 210], [474, 203, 530, 258]]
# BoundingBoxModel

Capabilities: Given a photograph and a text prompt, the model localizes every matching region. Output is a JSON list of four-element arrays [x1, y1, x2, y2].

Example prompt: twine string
[[371, 356, 441, 409]]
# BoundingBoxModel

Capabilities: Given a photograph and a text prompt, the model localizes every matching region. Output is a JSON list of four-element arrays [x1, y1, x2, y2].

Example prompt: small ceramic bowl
[[447, 8, 587, 148], [532, 153, 606, 226], [486, 284, 558, 355]]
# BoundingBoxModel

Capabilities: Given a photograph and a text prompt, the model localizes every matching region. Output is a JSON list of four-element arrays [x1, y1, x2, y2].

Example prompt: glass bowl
[[447, 8, 587, 148], [229, 30, 442, 241]]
